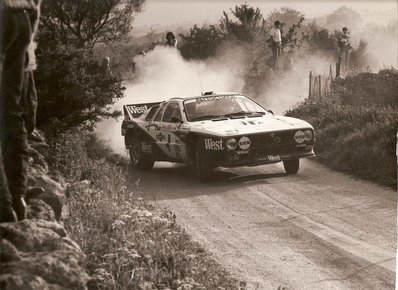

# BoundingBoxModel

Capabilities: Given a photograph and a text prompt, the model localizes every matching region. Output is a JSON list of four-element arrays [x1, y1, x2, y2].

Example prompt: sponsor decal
[[197, 95, 233, 103], [267, 155, 281, 162], [127, 105, 148, 115], [141, 142, 152, 153], [156, 133, 166, 142], [238, 137, 251, 150], [258, 155, 281, 162], [294, 130, 306, 144], [204, 138, 224, 150]]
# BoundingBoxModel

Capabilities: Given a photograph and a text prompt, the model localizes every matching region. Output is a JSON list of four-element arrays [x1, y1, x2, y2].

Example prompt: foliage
[[280, 17, 305, 50], [304, 26, 338, 54], [48, 129, 243, 289], [35, 0, 145, 134], [331, 68, 398, 106], [40, 0, 145, 48], [35, 44, 124, 134], [179, 25, 225, 60], [266, 7, 305, 31], [220, 3, 265, 43], [285, 69, 398, 189], [349, 39, 371, 70]]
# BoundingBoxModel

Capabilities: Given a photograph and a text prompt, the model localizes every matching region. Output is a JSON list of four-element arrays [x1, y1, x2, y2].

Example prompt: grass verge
[[46, 129, 243, 290], [286, 99, 397, 189]]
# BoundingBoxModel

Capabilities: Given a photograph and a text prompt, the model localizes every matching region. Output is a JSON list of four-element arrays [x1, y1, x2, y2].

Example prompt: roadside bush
[[179, 25, 225, 60], [286, 99, 397, 188], [47, 129, 242, 289]]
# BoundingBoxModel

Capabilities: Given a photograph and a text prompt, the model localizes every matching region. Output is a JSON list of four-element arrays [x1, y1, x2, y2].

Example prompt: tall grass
[[46, 129, 243, 289], [286, 99, 397, 188]]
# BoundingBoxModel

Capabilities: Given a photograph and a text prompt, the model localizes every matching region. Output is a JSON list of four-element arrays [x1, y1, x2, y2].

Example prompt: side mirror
[[171, 116, 183, 123]]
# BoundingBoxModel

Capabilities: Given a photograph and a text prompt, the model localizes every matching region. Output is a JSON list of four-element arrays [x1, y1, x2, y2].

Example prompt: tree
[[220, 3, 265, 43], [325, 6, 362, 31], [179, 25, 225, 60], [35, 0, 145, 133], [35, 45, 124, 133], [266, 7, 305, 30], [40, 0, 145, 48]]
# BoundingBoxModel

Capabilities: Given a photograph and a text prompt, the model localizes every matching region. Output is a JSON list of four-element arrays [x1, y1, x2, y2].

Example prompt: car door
[[159, 102, 186, 161]]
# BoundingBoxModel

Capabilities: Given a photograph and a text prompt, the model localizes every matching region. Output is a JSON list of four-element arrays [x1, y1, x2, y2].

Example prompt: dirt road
[[127, 159, 396, 289]]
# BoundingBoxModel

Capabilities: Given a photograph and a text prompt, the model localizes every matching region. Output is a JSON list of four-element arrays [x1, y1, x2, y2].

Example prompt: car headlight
[[304, 129, 313, 141], [225, 138, 237, 150]]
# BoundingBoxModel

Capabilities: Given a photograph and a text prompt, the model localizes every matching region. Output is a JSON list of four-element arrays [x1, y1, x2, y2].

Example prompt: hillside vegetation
[[286, 69, 397, 189]]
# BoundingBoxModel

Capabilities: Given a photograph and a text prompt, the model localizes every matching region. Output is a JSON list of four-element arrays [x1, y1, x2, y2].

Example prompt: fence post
[[336, 58, 341, 78], [318, 75, 322, 100], [329, 65, 333, 81], [309, 71, 312, 98]]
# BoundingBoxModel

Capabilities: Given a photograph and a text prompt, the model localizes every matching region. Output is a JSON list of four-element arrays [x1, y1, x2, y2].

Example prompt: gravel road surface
[[128, 159, 396, 289]]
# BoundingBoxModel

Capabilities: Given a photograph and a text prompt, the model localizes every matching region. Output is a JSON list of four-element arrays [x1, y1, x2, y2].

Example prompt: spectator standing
[[338, 27, 352, 70], [22, 39, 40, 140], [165, 31, 178, 49], [269, 21, 282, 68], [0, 0, 41, 222]]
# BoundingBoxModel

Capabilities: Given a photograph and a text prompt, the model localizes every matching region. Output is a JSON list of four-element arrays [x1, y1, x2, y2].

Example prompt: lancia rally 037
[[121, 92, 315, 182]]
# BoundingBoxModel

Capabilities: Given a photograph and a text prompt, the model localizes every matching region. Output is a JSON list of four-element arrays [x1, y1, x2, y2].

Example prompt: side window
[[162, 102, 182, 123], [153, 104, 167, 122], [145, 105, 159, 121]]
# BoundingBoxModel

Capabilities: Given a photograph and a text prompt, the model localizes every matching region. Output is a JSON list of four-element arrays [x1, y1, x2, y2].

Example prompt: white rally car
[[122, 92, 315, 181]]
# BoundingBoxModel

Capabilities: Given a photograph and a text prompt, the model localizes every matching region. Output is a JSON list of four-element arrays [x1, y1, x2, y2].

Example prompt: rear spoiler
[[123, 102, 161, 120]]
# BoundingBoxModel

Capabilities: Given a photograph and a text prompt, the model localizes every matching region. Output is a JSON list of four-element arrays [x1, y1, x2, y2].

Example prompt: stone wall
[[0, 135, 89, 290]]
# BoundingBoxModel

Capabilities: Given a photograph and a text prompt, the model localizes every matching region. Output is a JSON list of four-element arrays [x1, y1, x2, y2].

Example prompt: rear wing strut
[[123, 102, 161, 120]]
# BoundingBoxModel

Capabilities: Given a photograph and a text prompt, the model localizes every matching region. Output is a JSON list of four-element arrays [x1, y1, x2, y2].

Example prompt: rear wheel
[[283, 159, 299, 174], [194, 149, 213, 182], [129, 138, 154, 170]]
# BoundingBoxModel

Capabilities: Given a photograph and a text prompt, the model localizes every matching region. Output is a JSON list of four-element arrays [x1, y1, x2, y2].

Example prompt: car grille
[[248, 130, 312, 155]]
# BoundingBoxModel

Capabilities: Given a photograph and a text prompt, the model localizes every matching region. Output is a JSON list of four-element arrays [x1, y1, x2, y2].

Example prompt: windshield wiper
[[247, 111, 266, 116], [190, 115, 226, 121], [224, 111, 266, 118], [224, 111, 247, 118]]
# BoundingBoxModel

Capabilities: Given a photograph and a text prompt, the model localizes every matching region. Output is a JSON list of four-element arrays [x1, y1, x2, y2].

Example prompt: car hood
[[188, 115, 313, 137]]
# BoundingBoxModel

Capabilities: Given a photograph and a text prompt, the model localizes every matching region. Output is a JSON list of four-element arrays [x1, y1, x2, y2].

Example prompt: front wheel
[[129, 138, 154, 170], [283, 159, 299, 174], [193, 149, 213, 182]]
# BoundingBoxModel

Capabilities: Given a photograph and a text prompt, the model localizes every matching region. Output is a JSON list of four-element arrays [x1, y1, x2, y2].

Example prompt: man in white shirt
[[269, 20, 282, 68]]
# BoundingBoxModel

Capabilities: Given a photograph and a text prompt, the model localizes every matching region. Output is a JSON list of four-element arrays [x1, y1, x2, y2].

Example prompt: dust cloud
[[97, 7, 397, 154], [96, 46, 247, 154]]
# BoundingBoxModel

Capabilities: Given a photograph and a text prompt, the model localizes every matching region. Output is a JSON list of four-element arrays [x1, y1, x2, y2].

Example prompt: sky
[[134, 0, 397, 28]]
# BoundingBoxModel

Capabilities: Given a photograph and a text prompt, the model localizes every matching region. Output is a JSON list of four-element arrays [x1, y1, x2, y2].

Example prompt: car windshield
[[183, 95, 269, 122]]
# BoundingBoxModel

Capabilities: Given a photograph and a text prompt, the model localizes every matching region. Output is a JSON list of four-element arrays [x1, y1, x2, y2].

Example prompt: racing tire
[[194, 149, 212, 182], [283, 159, 299, 174], [129, 138, 154, 170]]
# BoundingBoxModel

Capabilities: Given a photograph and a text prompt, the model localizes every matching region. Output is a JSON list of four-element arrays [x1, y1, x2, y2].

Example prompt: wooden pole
[[309, 71, 312, 98], [336, 58, 341, 78], [329, 65, 333, 81], [318, 75, 322, 100]]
